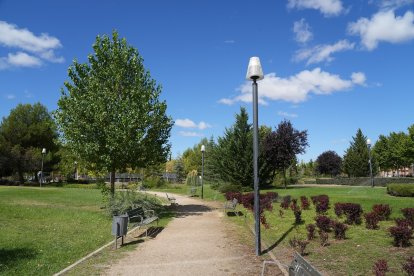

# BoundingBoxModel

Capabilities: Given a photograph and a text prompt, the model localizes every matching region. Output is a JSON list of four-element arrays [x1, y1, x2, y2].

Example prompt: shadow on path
[[172, 204, 213, 218]]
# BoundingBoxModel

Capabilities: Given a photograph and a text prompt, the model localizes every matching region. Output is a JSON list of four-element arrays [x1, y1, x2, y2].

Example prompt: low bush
[[290, 198, 298, 211], [402, 256, 414, 276], [319, 230, 329, 246], [389, 225, 413, 247], [334, 202, 344, 217], [338, 203, 363, 225], [306, 224, 316, 240], [265, 191, 278, 202], [402, 208, 414, 227], [280, 196, 291, 210], [311, 194, 330, 214], [395, 218, 411, 228], [372, 204, 392, 221], [315, 215, 331, 232], [300, 196, 310, 210], [289, 237, 309, 255], [387, 183, 414, 197], [218, 183, 242, 194], [224, 191, 242, 201], [364, 212, 380, 229], [106, 190, 162, 216], [372, 259, 388, 276], [331, 220, 348, 239]]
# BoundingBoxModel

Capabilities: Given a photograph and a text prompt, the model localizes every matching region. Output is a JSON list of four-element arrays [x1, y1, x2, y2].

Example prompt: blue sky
[[1, 0, 413, 162]]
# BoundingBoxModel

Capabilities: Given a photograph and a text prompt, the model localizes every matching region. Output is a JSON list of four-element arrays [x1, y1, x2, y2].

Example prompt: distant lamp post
[[74, 161, 78, 180], [41, 148, 46, 187], [201, 145, 205, 199], [246, 56, 264, 256], [367, 139, 374, 187]]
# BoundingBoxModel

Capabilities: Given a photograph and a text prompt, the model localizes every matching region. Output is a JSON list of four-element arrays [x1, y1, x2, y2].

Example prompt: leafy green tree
[[343, 129, 377, 177], [316, 150, 342, 177], [263, 120, 308, 188], [0, 103, 58, 183], [55, 31, 173, 194], [373, 135, 392, 173], [173, 156, 185, 183]]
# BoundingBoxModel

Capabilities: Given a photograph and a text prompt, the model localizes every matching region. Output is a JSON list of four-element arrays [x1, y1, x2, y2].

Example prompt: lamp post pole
[[367, 139, 374, 188], [201, 145, 205, 199], [246, 57, 264, 256], [41, 148, 46, 187]]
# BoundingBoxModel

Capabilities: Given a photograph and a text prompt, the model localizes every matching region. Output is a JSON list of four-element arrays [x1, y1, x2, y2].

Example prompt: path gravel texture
[[104, 192, 283, 276]]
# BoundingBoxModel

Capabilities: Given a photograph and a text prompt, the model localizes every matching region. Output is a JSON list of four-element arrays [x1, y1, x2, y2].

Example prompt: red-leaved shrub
[[372, 259, 388, 276], [402, 208, 414, 227], [319, 230, 329, 246], [365, 211, 380, 229], [311, 195, 330, 214], [290, 198, 298, 211], [340, 203, 363, 225], [402, 256, 414, 276], [331, 220, 348, 240], [300, 196, 310, 210], [280, 196, 291, 210], [395, 218, 411, 228], [225, 191, 242, 201], [389, 225, 413, 247], [306, 224, 316, 240], [334, 202, 344, 217], [372, 204, 392, 221], [315, 215, 331, 232]]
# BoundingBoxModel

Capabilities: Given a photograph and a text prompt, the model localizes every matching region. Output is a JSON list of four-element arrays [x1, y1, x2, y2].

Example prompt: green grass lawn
[[229, 186, 414, 275], [0, 186, 171, 275]]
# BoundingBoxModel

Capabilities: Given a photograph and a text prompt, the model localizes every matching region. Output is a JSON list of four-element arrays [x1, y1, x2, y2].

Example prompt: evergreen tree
[[343, 129, 376, 177]]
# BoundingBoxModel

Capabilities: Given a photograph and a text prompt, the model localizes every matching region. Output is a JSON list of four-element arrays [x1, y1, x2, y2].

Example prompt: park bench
[[224, 198, 238, 215], [165, 193, 176, 205], [288, 252, 321, 276], [126, 206, 158, 237]]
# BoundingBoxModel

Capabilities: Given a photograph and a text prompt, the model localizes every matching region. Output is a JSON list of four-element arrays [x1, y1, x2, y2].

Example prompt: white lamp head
[[201, 145, 205, 152], [367, 139, 371, 146], [42, 148, 46, 154], [246, 57, 264, 81]]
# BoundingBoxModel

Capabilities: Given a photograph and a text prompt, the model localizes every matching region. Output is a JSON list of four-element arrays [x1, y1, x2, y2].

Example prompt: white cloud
[[348, 10, 414, 50], [175, 118, 197, 128], [278, 111, 298, 118], [179, 131, 203, 137], [6, 94, 16, 100], [351, 72, 367, 85], [220, 68, 366, 105], [7, 52, 42, 67], [175, 118, 211, 130], [294, 39, 355, 65], [287, 0, 344, 16], [0, 21, 64, 69], [293, 18, 313, 44], [378, 0, 414, 10]]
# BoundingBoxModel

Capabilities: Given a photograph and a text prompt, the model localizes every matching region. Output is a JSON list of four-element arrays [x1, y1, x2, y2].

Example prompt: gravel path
[[104, 192, 282, 276]]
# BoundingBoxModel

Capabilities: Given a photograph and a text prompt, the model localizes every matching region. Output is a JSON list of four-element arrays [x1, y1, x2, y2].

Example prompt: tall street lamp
[[367, 139, 374, 187], [41, 148, 46, 187], [246, 56, 264, 256], [201, 145, 205, 199]]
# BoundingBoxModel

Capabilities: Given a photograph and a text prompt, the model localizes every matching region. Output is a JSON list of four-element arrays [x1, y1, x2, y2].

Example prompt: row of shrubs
[[387, 183, 414, 197], [315, 177, 414, 186]]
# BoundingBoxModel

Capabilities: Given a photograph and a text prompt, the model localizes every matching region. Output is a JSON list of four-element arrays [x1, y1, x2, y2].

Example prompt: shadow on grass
[[262, 225, 295, 255], [0, 248, 37, 271], [226, 211, 244, 217]]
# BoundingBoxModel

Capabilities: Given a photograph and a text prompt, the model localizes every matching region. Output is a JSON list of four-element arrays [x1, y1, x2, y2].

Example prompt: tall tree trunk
[[110, 169, 115, 195]]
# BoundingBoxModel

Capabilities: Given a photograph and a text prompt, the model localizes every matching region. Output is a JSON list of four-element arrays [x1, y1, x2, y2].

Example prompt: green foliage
[[105, 190, 162, 216], [142, 175, 166, 189], [373, 129, 414, 175], [316, 177, 414, 186], [55, 30, 173, 194], [185, 170, 199, 186], [387, 183, 414, 197], [218, 183, 243, 193], [0, 103, 59, 182], [316, 151, 342, 176], [343, 129, 377, 177]]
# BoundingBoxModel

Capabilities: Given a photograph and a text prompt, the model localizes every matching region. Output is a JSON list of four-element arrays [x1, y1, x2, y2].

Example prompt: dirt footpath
[[104, 192, 283, 276]]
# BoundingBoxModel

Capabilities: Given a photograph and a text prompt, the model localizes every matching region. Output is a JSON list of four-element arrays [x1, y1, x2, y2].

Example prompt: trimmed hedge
[[387, 183, 414, 197], [316, 177, 414, 187]]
